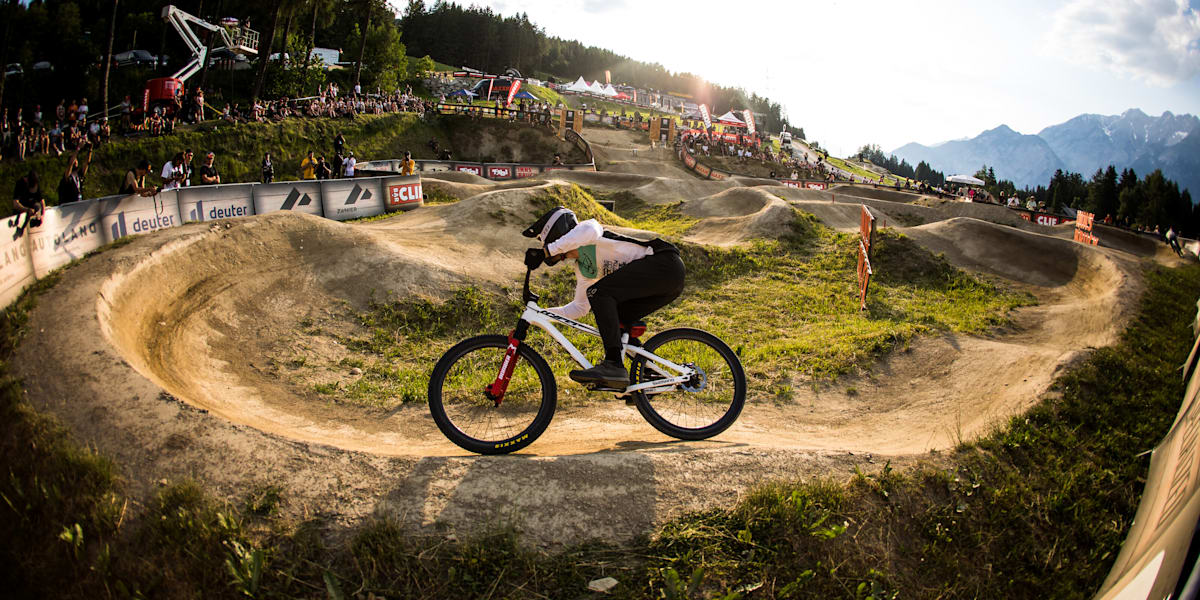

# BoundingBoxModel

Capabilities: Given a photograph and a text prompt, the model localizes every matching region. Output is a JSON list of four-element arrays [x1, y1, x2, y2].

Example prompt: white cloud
[[1048, 0, 1200, 86]]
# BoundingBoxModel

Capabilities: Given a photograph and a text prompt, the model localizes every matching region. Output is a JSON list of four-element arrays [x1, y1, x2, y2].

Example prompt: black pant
[[587, 249, 686, 363]]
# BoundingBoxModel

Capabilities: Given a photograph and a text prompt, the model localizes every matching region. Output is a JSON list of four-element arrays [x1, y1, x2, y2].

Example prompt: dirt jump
[[16, 128, 1183, 545]]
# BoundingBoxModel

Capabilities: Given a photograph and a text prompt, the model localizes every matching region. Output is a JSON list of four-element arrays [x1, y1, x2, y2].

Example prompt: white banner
[[320, 177, 385, 221], [178, 184, 255, 222], [0, 216, 35, 308], [253, 181, 324, 217], [99, 191, 182, 244], [29, 199, 105, 278]]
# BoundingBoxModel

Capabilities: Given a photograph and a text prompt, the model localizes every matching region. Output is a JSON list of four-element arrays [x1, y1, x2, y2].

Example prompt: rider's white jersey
[[545, 219, 653, 320]]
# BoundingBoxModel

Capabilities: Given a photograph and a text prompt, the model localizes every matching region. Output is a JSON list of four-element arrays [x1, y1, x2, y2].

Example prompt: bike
[[427, 266, 746, 455]]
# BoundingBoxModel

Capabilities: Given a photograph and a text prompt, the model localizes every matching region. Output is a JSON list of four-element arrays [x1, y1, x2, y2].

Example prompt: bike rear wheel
[[630, 328, 746, 440], [428, 335, 557, 455]]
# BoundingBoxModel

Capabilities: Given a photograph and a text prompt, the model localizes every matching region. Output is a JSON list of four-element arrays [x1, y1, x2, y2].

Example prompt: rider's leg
[[570, 252, 685, 386]]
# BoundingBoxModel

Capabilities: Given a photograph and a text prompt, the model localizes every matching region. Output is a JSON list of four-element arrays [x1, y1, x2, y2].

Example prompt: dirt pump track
[[17, 128, 1181, 545]]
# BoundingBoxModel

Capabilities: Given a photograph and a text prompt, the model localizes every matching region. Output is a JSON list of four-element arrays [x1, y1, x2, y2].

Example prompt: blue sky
[[394, 0, 1200, 156]]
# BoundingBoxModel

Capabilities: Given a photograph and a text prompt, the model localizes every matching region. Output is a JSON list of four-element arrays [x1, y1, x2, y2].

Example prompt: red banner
[[487, 166, 512, 179], [1076, 210, 1095, 232], [387, 182, 422, 208], [515, 166, 538, 178], [455, 165, 482, 175], [1074, 229, 1100, 245], [743, 109, 756, 135], [506, 79, 521, 107]]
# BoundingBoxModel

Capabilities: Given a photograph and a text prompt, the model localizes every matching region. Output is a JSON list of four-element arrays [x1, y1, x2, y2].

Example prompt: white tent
[[589, 80, 605, 93], [600, 83, 619, 97], [715, 110, 746, 125], [562, 76, 591, 93], [947, 174, 986, 186]]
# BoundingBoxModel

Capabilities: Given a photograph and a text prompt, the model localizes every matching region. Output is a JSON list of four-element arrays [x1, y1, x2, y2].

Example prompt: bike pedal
[[586, 384, 626, 393]]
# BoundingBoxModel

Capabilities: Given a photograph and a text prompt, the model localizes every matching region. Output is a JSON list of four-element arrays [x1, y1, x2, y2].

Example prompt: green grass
[[291, 184, 1030, 410], [0, 204, 1197, 596], [0, 112, 578, 216]]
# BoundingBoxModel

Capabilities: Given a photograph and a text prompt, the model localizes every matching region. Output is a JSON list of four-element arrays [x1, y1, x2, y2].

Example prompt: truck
[[780, 131, 793, 147]]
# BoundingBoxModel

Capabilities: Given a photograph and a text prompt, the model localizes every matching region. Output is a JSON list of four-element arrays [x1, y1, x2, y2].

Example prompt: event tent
[[513, 90, 538, 99], [564, 76, 591, 93], [448, 88, 477, 97], [947, 174, 986, 186], [716, 111, 746, 126], [600, 83, 619, 97]]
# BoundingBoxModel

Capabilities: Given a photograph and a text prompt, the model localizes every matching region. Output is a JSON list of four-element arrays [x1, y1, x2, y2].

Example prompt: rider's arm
[[546, 219, 602, 256], [547, 275, 591, 321]]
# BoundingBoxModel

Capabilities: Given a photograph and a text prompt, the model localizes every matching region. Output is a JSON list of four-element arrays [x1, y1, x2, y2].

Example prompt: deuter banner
[[178, 183, 255, 222], [100, 190, 182, 244]]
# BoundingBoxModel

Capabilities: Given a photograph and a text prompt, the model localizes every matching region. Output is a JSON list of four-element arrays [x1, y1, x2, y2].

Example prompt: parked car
[[32, 61, 53, 73], [4, 63, 22, 78], [113, 50, 159, 68]]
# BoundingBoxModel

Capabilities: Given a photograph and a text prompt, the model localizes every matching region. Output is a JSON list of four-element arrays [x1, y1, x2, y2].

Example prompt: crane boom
[[160, 4, 259, 83]]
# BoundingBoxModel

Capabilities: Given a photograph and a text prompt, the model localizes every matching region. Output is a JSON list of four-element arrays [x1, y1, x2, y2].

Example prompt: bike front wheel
[[630, 328, 746, 441], [428, 335, 557, 455]]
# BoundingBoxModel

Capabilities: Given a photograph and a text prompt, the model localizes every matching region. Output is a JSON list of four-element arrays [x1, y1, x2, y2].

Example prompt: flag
[[605, 70, 611, 85], [700, 104, 711, 130], [506, 79, 522, 107], [743, 110, 756, 135], [487, 78, 495, 100]]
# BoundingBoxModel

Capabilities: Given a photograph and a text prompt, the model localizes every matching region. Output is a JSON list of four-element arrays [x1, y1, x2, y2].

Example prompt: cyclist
[[523, 206, 685, 388]]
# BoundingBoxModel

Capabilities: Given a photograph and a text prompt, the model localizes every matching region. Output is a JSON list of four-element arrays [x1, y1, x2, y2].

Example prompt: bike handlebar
[[522, 267, 540, 305]]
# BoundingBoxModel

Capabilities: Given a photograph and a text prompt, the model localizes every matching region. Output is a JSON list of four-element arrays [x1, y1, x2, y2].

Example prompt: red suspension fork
[[484, 320, 530, 406]]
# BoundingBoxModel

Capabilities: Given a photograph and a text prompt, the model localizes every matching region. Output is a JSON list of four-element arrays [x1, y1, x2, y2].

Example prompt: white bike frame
[[519, 300, 695, 395]]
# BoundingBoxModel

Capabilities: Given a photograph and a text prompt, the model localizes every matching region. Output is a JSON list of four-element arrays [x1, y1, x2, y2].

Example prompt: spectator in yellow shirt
[[300, 150, 317, 180], [400, 150, 416, 176]]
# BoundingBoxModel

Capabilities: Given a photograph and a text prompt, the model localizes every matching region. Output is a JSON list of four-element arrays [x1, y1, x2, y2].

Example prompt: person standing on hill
[[342, 152, 356, 178], [300, 151, 317, 180], [261, 153, 274, 183], [334, 132, 345, 156], [161, 152, 186, 191], [198, 152, 221, 185], [57, 145, 92, 204]]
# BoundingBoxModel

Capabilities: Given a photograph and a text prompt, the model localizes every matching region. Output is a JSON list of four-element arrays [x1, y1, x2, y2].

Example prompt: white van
[[780, 131, 793, 146]]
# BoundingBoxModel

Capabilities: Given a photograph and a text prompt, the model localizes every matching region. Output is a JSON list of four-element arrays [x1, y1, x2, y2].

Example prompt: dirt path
[[14, 130, 1176, 545]]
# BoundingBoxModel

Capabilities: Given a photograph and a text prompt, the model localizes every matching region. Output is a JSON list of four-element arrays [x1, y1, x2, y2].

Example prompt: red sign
[[857, 205, 876, 311], [506, 79, 521, 107], [1076, 210, 1095, 232], [515, 166, 538, 178], [455, 165, 482, 175], [1074, 229, 1100, 245], [683, 153, 697, 168], [694, 163, 711, 177], [805, 182, 827, 190], [487, 166, 512, 179], [782, 180, 800, 189], [709, 170, 728, 181], [743, 110, 756, 135], [387, 182, 422, 207]]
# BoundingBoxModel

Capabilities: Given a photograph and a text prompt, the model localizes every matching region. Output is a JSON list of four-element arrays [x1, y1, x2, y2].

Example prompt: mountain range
[[891, 109, 1200, 195]]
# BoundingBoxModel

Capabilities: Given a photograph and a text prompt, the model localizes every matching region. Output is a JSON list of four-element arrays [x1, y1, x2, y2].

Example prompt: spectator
[[198, 152, 221, 185], [120, 159, 158, 196], [300, 150, 317, 180], [316, 156, 332, 180], [334, 132, 345, 156], [12, 170, 45, 231], [261, 152, 274, 183], [77, 98, 89, 124], [57, 145, 92, 204], [399, 150, 416, 176], [120, 96, 131, 133], [552, 153, 564, 166], [161, 152, 186, 190], [342, 151, 356, 177], [180, 149, 195, 187]]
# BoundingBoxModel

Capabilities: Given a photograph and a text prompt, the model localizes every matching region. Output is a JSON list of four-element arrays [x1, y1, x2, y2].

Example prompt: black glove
[[524, 247, 545, 270]]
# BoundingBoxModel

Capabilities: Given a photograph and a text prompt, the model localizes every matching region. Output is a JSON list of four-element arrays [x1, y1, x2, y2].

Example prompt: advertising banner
[[743, 110, 756, 135], [683, 152, 697, 169], [99, 190, 182, 244], [384, 175, 423, 212], [320, 177, 385, 221], [454, 164, 483, 176], [29, 199, 104, 278], [506, 79, 521, 107], [179, 184, 255, 222], [694, 163, 712, 178], [709, 169, 729, 181], [419, 161, 451, 172], [485, 164, 515, 180], [700, 104, 711, 130], [253, 181, 324, 217], [1019, 211, 1070, 227], [515, 166, 539, 178], [806, 181, 828, 190], [0, 217, 34, 309]]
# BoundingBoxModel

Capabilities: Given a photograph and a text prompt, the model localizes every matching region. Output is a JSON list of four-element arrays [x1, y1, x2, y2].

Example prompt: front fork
[[484, 319, 530, 406]]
